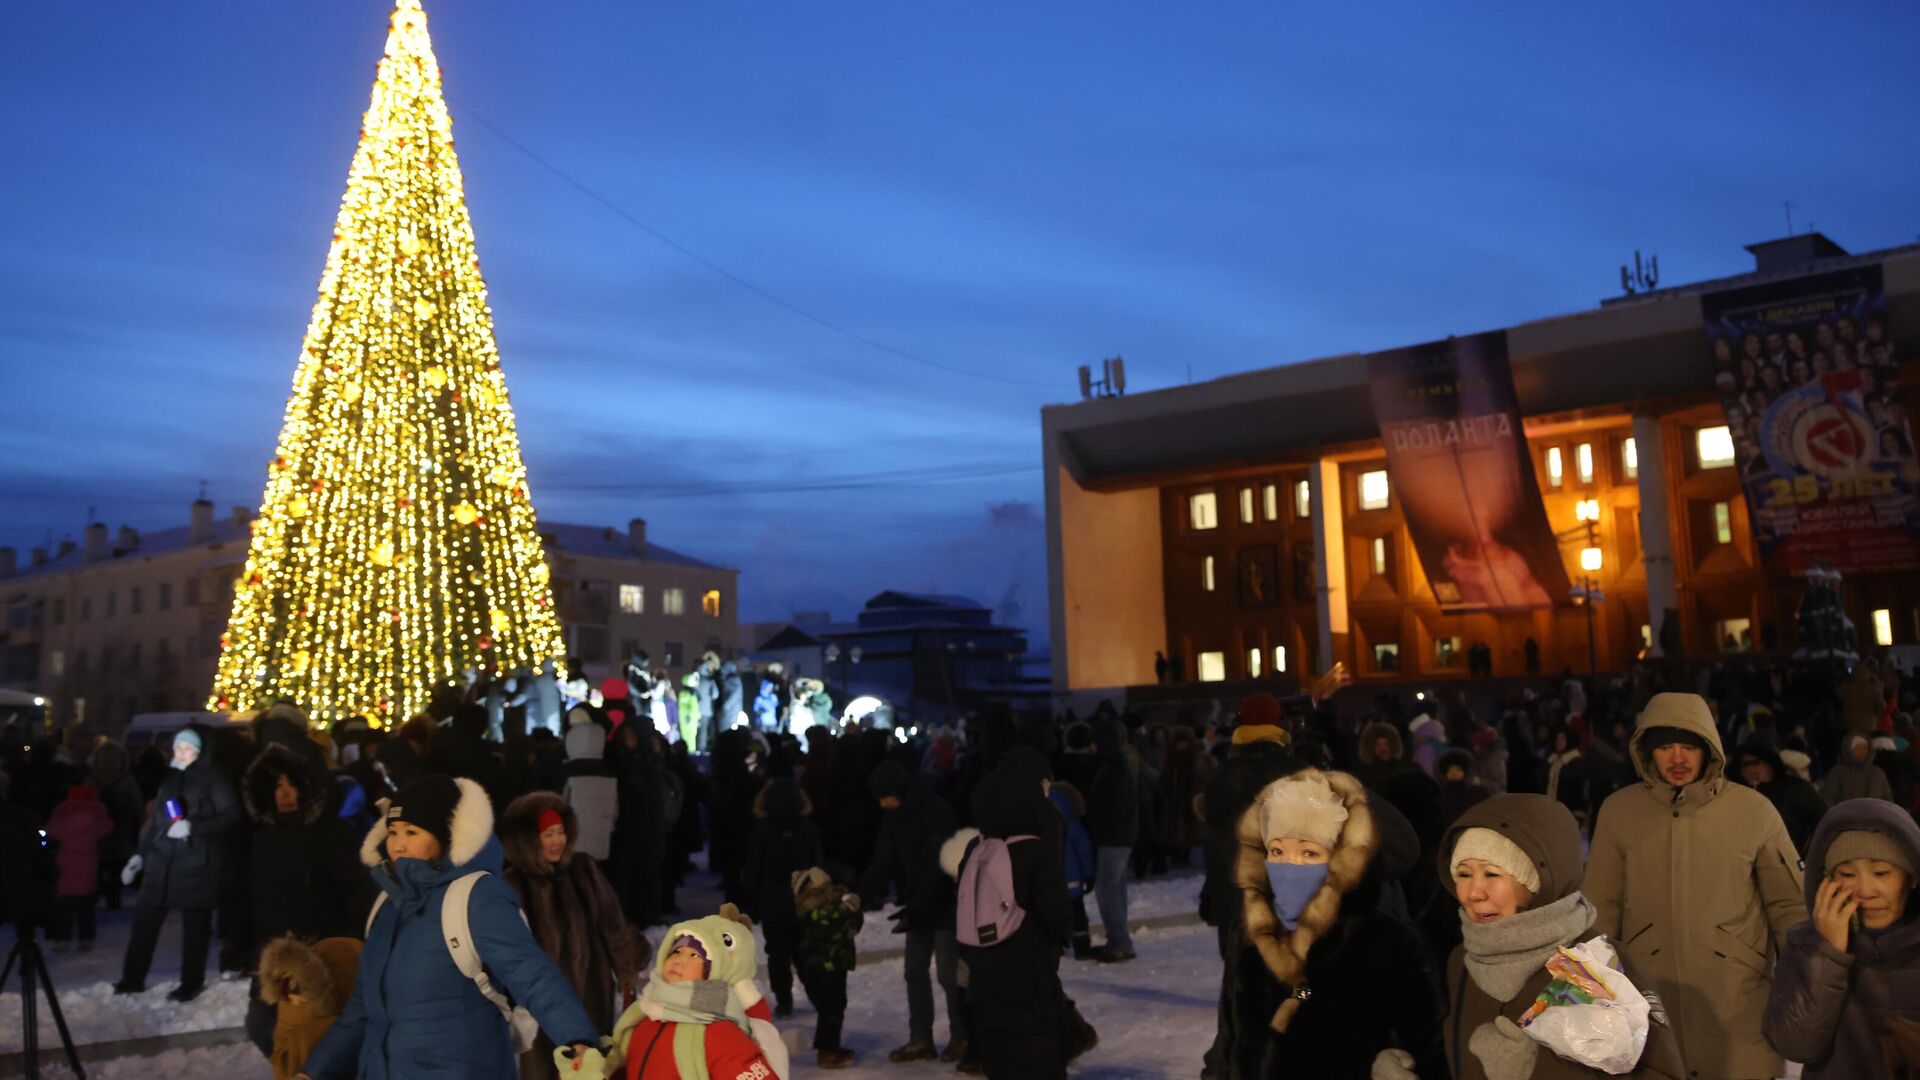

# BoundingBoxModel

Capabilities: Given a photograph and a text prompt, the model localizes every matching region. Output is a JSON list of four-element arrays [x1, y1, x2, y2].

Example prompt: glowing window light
[[1197, 652, 1227, 682], [1358, 470, 1389, 510], [1871, 609, 1893, 646], [1697, 427, 1735, 469], [1546, 447, 1564, 487]]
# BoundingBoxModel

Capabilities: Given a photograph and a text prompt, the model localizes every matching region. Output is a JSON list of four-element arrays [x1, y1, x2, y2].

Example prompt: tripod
[[2, 924, 85, 1079]]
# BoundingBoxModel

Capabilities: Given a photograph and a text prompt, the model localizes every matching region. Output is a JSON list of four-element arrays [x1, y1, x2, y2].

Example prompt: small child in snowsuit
[[258, 935, 361, 1080], [792, 867, 863, 1069], [1047, 783, 1096, 959], [603, 904, 787, 1080]]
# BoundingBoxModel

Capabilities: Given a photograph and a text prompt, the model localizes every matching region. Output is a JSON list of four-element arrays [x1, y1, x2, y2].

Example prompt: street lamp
[[1556, 514, 1605, 674]]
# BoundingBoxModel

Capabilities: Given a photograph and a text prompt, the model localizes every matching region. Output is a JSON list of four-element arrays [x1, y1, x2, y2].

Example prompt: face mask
[[1266, 861, 1331, 930]]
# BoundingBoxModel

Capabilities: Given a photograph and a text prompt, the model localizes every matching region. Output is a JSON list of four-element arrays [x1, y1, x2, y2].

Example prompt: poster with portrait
[[1367, 332, 1571, 612], [1702, 265, 1920, 573]]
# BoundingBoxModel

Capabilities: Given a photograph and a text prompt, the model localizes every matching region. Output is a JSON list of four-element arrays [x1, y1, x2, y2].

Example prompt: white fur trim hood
[[939, 827, 980, 879], [358, 776, 495, 868]]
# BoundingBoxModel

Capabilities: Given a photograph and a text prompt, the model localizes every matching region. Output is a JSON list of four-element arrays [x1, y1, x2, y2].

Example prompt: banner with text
[[1703, 265, 1920, 573], [1368, 332, 1571, 613]]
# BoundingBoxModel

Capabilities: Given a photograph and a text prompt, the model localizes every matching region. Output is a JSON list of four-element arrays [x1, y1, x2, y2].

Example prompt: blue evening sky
[[2, 2, 1915, 630]]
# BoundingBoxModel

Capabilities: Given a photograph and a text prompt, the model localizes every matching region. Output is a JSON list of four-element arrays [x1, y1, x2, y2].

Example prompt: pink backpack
[[957, 834, 1036, 947]]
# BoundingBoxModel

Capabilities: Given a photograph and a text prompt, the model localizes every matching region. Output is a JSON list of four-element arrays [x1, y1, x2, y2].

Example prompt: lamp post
[[1557, 502, 1605, 674], [824, 643, 860, 701]]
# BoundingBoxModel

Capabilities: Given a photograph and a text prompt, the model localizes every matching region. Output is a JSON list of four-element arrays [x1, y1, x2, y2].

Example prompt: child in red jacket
[[600, 904, 787, 1080], [46, 785, 114, 951]]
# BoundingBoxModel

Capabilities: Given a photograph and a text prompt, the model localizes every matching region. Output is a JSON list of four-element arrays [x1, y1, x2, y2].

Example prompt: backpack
[[365, 870, 540, 1054], [956, 834, 1036, 947]]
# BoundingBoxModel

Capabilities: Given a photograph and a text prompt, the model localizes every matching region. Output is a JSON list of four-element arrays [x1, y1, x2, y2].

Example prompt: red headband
[[537, 808, 566, 836]]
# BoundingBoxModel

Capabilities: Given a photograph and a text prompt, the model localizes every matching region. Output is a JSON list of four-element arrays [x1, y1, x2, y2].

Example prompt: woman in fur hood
[[1227, 768, 1445, 1078], [499, 790, 647, 1080]]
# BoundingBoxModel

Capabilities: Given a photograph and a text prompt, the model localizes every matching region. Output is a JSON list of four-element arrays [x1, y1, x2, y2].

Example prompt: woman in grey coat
[[1763, 797, 1920, 1078]]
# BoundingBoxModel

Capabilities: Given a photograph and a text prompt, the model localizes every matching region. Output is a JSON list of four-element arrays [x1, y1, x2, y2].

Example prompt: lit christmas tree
[[210, 0, 564, 723]]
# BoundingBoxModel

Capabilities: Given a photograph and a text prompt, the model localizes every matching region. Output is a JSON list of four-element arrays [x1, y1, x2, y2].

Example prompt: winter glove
[[1468, 1017, 1538, 1080], [554, 1041, 610, 1078], [887, 906, 919, 934], [166, 818, 192, 840], [1369, 1048, 1417, 1080], [120, 855, 143, 886]]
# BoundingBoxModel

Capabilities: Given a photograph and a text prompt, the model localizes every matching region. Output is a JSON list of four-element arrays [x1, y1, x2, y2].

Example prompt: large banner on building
[[1368, 332, 1571, 612], [1702, 265, 1920, 573]]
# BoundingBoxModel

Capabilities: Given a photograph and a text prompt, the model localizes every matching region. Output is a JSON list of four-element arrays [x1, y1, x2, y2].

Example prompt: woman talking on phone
[[1763, 798, 1920, 1079]]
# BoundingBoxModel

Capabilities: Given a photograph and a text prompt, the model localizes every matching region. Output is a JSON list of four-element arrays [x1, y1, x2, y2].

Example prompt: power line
[[448, 99, 1059, 390]]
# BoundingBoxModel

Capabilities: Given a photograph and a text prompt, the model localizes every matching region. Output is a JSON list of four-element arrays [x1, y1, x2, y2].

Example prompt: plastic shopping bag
[[1517, 937, 1650, 1075]]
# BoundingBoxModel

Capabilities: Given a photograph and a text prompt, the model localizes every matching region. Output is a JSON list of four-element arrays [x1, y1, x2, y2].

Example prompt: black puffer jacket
[[136, 754, 241, 911], [242, 745, 372, 953], [1085, 717, 1139, 849], [856, 761, 959, 929], [1735, 740, 1829, 856], [744, 778, 824, 925], [950, 748, 1071, 1080]]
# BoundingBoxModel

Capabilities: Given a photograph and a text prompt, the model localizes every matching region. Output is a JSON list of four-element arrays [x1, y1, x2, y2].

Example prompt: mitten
[[554, 1042, 610, 1078], [1468, 1017, 1538, 1080], [121, 855, 144, 885], [166, 819, 192, 840], [1369, 1048, 1417, 1080]]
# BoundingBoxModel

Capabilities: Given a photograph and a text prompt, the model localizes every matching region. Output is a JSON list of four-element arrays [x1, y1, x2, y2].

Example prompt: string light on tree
[[209, 0, 565, 723]]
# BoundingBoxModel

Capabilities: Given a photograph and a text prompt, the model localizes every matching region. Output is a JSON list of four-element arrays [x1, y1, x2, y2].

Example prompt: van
[[124, 710, 253, 750]]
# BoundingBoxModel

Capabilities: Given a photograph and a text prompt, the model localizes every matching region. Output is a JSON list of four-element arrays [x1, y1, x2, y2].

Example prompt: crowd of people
[[0, 649, 1916, 1079]]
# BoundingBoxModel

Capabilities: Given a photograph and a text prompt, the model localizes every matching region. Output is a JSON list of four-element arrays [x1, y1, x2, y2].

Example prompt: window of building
[[131, 587, 143, 614], [662, 588, 686, 616], [1640, 625, 1652, 652], [1196, 651, 1227, 683], [1373, 642, 1400, 672], [1189, 491, 1219, 531], [1697, 426, 1735, 469], [1358, 470, 1389, 511], [702, 590, 723, 618], [1371, 536, 1389, 576], [1575, 443, 1594, 484], [1871, 608, 1894, 647], [663, 641, 684, 667], [80, 596, 90, 621], [1295, 480, 1312, 520], [1202, 556, 1217, 592], [73, 649, 87, 675], [1273, 645, 1287, 673], [106, 590, 116, 617], [1262, 484, 1280, 522], [1434, 635, 1464, 667], [1238, 488, 1255, 525], [1247, 648, 1262, 678], [49, 651, 64, 678], [1545, 447, 1564, 487], [1716, 617, 1752, 652], [156, 639, 172, 666], [1622, 437, 1639, 479], [1713, 501, 1733, 545], [50, 598, 64, 626], [618, 584, 644, 614], [185, 577, 201, 606], [158, 582, 171, 611], [184, 634, 197, 661]]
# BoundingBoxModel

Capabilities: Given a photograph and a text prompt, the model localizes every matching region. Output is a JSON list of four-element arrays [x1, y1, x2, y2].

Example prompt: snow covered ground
[[1, 868, 1208, 1077]]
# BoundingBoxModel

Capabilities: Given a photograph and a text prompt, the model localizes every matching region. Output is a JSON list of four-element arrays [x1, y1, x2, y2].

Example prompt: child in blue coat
[[1048, 782, 1097, 959], [300, 775, 606, 1080]]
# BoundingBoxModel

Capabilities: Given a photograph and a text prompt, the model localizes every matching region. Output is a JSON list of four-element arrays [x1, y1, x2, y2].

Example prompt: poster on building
[[1367, 332, 1572, 613], [1702, 265, 1920, 574]]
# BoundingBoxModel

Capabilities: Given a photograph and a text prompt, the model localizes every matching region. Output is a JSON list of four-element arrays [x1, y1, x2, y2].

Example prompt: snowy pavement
[[2, 869, 1211, 1078]]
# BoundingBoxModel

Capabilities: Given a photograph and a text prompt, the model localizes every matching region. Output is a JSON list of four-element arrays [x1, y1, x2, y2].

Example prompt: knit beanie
[[536, 807, 566, 836], [669, 933, 712, 979], [1639, 725, 1708, 755], [387, 775, 461, 853], [1450, 827, 1542, 894], [1826, 829, 1915, 878], [867, 760, 909, 800], [1234, 694, 1289, 746], [173, 729, 203, 755], [1260, 775, 1348, 848]]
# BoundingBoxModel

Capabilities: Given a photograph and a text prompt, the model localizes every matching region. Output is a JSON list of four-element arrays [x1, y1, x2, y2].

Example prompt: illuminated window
[[1203, 556, 1216, 592], [618, 584, 644, 614], [1262, 484, 1280, 522], [701, 590, 722, 618], [1546, 447, 1564, 487], [1373, 642, 1400, 671], [1358, 470, 1389, 510], [1576, 443, 1594, 484], [1872, 609, 1893, 646], [1239, 488, 1255, 525], [1697, 426, 1735, 469], [662, 588, 685, 616], [1372, 536, 1388, 576], [1295, 480, 1312, 520], [1434, 636, 1463, 667], [1247, 648, 1262, 678], [1622, 437, 1639, 478], [1640, 625, 1652, 650], [1273, 646, 1287, 673], [1713, 502, 1732, 545], [1716, 617, 1752, 652], [1197, 652, 1227, 682], [1189, 492, 1218, 531], [48, 651, 64, 678]]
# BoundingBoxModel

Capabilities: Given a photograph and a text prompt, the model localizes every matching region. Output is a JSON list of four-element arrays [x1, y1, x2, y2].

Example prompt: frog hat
[[605, 904, 787, 1080]]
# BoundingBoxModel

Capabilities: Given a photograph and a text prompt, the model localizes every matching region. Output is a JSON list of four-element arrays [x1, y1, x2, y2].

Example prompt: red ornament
[[219, 634, 230, 650], [396, 497, 411, 510], [477, 635, 492, 650], [216, 695, 232, 709], [248, 573, 262, 585], [311, 480, 325, 493], [450, 391, 462, 403], [388, 610, 401, 623]]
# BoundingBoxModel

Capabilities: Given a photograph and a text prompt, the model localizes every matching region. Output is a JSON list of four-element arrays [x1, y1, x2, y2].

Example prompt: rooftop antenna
[[1784, 201, 1795, 236], [1075, 356, 1127, 400], [197, 479, 209, 501], [1619, 250, 1660, 296]]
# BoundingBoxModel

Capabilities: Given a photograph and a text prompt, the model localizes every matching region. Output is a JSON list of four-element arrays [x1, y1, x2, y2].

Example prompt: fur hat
[[361, 775, 493, 868], [1259, 774, 1349, 848], [1449, 827, 1542, 894]]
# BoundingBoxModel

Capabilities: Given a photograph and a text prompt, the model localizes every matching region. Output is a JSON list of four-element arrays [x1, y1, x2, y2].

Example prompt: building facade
[[1044, 235, 1920, 694], [0, 507, 736, 730]]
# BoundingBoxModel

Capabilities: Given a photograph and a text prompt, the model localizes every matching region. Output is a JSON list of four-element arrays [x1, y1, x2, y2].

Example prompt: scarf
[[1266, 862, 1331, 931], [638, 974, 749, 1080], [1459, 891, 1595, 1000]]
